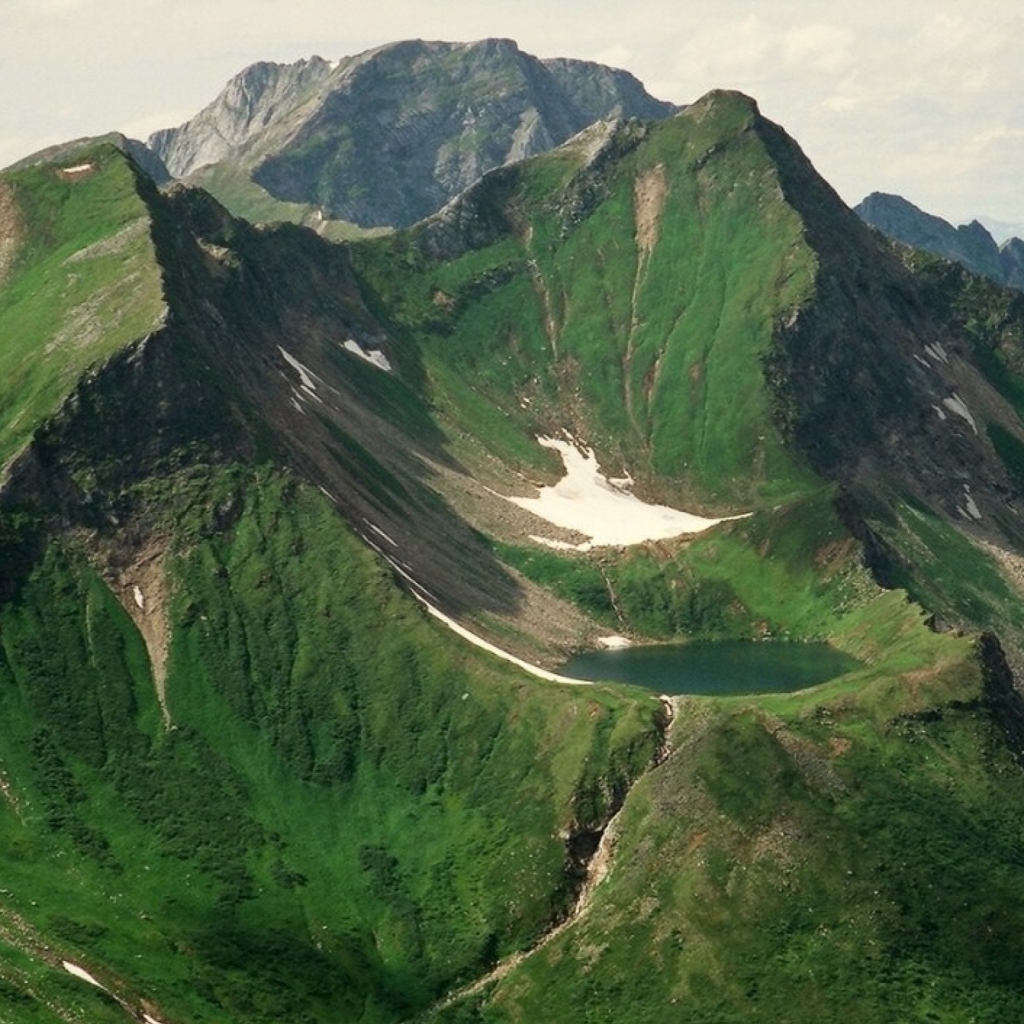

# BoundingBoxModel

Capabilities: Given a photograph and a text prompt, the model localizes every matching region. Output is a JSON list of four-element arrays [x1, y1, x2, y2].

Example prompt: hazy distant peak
[[855, 190, 1022, 290]]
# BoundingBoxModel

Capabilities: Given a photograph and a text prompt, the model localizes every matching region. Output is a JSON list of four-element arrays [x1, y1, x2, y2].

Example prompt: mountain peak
[[147, 39, 679, 228], [856, 190, 1020, 289]]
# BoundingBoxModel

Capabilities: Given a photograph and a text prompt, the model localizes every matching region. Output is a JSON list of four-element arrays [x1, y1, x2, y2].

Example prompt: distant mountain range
[[147, 38, 679, 230], [856, 191, 1024, 291]]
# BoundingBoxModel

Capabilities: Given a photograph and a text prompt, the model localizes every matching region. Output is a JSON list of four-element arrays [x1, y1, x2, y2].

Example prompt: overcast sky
[[2, 0, 1022, 230]]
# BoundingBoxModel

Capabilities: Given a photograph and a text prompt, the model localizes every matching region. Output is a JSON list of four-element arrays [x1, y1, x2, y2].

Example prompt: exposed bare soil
[[0, 180, 22, 288], [87, 531, 173, 727], [634, 163, 668, 260]]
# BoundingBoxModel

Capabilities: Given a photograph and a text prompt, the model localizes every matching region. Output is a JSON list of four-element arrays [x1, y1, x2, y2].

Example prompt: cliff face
[[148, 39, 679, 228], [148, 57, 338, 178]]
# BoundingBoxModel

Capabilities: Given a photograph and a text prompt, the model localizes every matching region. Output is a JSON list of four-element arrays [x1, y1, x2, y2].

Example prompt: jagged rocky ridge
[[856, 191, 1024, 292]]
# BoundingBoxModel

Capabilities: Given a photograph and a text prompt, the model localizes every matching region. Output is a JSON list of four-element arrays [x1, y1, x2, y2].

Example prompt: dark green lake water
[[559, 641, 859, 696]]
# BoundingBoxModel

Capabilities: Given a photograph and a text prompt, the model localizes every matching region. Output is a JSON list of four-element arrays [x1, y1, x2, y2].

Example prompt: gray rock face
[[1002, 237, 1024, 291], [148, 57, 338, 179], [148, 38, 678, 228], [855, 191, 1023, 292]]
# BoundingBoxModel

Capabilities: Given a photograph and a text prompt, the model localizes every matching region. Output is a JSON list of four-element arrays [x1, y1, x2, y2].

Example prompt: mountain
[[147, 38, 679, 229], [4, 84, 1024, 1023], [856, 191, 1024, 290], [978, 215, 1024, 246], [4, 131, 172, 186]]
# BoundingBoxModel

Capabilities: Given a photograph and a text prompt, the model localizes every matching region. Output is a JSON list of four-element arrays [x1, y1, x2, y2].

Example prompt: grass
[[433, 622, 1024, 1024], [0, 465, 661, 1023], [348, 98, 819, 510], [0, 144, 165, 470], [497, 488, 883, 647], [187, 161, 388, 241], [5, 90, 1024, 1024]]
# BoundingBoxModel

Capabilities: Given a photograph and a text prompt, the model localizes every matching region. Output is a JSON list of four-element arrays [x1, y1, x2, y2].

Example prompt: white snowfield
[[507, 437, 746, 550]]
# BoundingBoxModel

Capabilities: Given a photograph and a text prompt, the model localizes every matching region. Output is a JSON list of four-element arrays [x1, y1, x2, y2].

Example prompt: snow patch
[[529, 535, 585, 551], [367, 521, 398, 547], [932, 404, 948, 421], [342, 339, 392, 373], [507, 437, 746, 549], [278, 346, 320, 393], [961, 483, 982, 521], [144, 1016, 169, 1024], [376, 550, 585, 684], [941, 393, 978, 434], [599, 635, 632, 649], [132, 585, 145, 610], [60, 163, 94, 176], [417, 598, 586, 685], [62, 961, 107, 990], [924, 342, 949, 364], [913, 354, 931, 370]]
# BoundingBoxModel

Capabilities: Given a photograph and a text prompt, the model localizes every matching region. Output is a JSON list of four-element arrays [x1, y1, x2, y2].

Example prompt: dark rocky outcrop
[[979, 632, 1024, 761]]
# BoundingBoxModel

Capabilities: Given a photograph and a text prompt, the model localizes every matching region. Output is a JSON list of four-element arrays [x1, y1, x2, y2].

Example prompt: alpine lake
[[559, 640, 860, 696]]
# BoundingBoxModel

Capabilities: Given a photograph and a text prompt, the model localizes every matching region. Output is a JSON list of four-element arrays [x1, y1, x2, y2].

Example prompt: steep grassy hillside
[[431, 630, 1024, 1024], [0, 145, 165, 472], [351, 95, 819, 511], [0, 465, 661, 1023]]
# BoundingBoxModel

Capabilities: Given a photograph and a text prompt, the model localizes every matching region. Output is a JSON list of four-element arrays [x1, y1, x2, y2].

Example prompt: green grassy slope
[[350, 94, 819, 511], [0, 465, 660, 1023], [431, 628, 1024, 1024], [0, 145, 165, 472], [4, 92, 1024, 1024], [186, 161, 388, 241]]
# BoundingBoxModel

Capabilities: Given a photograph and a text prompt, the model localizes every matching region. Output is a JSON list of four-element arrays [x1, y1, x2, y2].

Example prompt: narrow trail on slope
[[433, 695, 678, 1014]]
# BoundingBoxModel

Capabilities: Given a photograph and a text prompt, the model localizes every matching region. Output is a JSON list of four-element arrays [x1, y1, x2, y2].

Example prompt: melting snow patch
[[343, 339, 392, 373], [941, 394, 978, 434], [417, 597, 585, 685], [133, 585, 145, 610], [62, 961, 107, 990], [375, 550, 583, 684], [144, 1016, 169, 1024], [961, 484, 982, 521], [278, 347, 320, 393], [367, 521, 398, 547], [599, 635, 632, 649], [933, 404, 948, 421], [913, 354, 931, 370], [60, 163, 94, 176], [507, 437, 746, 549], [924, 342, 949, 364]]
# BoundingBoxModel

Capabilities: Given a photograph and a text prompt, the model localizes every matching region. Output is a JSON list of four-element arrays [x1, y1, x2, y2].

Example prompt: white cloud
[[781, 24, 855, 76]]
